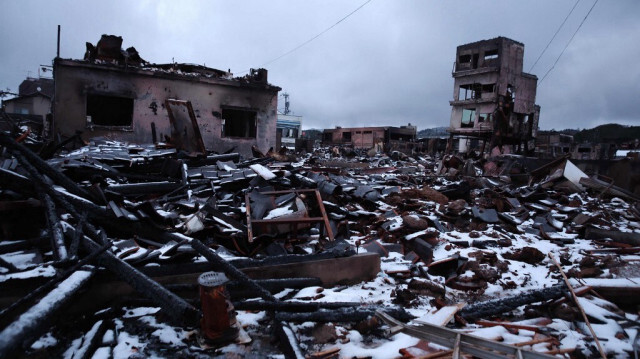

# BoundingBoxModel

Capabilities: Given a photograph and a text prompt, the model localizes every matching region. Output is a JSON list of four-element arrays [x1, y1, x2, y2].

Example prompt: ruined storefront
[[53, 35, 280, 157]]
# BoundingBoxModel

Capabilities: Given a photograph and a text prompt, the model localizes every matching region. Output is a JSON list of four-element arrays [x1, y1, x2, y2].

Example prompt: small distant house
[[2, 77, 54, 135], [276, 113, 302, 149]]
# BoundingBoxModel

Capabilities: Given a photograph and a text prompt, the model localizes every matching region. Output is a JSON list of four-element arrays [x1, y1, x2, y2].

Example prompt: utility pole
[[283, 92, 290, 115]]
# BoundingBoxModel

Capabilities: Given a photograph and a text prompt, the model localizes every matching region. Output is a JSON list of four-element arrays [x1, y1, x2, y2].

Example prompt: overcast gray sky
[[1, 0, 638, 131]]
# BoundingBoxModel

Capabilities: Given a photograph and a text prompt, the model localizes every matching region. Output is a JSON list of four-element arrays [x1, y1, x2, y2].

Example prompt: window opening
[[222, 108, 257, 138], [87, 94, 133, 126]]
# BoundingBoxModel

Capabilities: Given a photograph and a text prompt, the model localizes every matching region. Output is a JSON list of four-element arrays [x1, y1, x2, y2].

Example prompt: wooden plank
[[61, 253, 380, 315], [376, 310, 555, 359], [241, 252, 380, 286], [415, 303, 466, 326]]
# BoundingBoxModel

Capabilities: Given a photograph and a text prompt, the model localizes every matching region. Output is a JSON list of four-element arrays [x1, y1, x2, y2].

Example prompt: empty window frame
[[458, 84, 482, 100], [481, 84, 495, 94], [221, 108, 257, 138], [342, 131, 352, 141], [86, 94, 133, 127], [459, 54, 471, 64], [461, 108, 476, 128], [484, 49, 498, 60], [478, 113, 491, 123]]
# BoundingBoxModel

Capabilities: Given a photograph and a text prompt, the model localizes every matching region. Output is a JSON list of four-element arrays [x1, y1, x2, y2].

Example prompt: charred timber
[[106, 181, 183, 196], [0, 132, 96, 202], [163, 277, 322, 298], [187, 153, 241, 167], [78, 232, 200, 326], [190, 238, 277, 302], [274, 306, 414, 323], [0, 268, 95, 358], [459, 284, 567, 322], [233, 300, 360, 312], [0, 242, 110, 323], [584, 227, 640, 247], [41, 193, 68, 262]]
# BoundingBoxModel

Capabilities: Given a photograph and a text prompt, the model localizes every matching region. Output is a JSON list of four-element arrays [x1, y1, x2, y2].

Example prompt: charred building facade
[[449, 37, 540, 154], [53, 35, 280, 157], [322, 124, 417, 153]]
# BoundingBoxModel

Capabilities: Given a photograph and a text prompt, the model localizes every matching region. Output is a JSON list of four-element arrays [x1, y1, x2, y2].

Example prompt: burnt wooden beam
[[190, 238, 277, 303], [0, 242, 110, 324], [584, 227, 640, 246], [0, 132, 96, 202], [0, 167, 35, 195], [233, 300, 360, 312], [79, 233, 200, 326], [106, 181, 183, 196], [240, 252, 380, 287], [274, 306, 414, 323], [0, 268, 95, 358], [41, 193, 68, 262], [459, 284, 567, 322]]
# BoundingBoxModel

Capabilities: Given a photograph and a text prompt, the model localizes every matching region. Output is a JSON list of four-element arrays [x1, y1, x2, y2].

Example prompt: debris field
[[0, 133, 639, 359]]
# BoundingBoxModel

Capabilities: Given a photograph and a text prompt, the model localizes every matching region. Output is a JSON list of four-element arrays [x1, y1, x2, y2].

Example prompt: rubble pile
[[1, 133, 639, 358]]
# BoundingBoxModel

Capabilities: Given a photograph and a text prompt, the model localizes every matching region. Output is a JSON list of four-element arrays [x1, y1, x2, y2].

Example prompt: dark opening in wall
[[461, 108, 476, 128], [222, 108, 257, 138], [86, 94, 133, 126], [484, 49, 498, 60], [342, 131, 352, 141]]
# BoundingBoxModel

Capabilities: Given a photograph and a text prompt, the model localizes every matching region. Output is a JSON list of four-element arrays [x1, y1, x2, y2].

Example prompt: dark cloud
[[1, 1, 638, 131]]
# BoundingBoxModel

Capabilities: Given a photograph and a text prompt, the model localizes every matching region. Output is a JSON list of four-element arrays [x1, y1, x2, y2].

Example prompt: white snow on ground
[[0, 265, 56, 282], [338, 331, 419, 359], [90, 347, 111, 359], [30, 331, 57, 350], [236, 310, 267, 327], [0, 251, 39, 269], [138, 315, 187, 346], [122, 307, 160, 318], [113, 331, 146, 359]]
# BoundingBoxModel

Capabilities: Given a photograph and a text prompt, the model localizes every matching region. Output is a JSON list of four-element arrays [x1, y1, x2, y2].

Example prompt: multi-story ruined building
[[52, 35, 280, 157], [448, 37, 540, 155]]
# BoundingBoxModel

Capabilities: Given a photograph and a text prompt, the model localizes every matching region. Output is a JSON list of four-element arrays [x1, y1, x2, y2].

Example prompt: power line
[[539, 0, 599, 84], [238, 0, 373, 74], [529, 0, 581, 72]]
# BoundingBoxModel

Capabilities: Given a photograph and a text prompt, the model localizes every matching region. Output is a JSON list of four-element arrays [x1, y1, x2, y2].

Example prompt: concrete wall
[[53, 60, 279, 157], [4, 95, 51, 119]]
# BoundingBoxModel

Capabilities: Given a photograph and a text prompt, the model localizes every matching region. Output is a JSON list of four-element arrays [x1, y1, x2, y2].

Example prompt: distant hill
[[573, 124, 640, 143], [418, 127, 449, 139]]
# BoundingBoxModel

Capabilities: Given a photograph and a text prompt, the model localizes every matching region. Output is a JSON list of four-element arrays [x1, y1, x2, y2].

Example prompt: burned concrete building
[[448, 37, 540, 154], [322, 124, 417, 153], [52, 35, 280, 157]]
